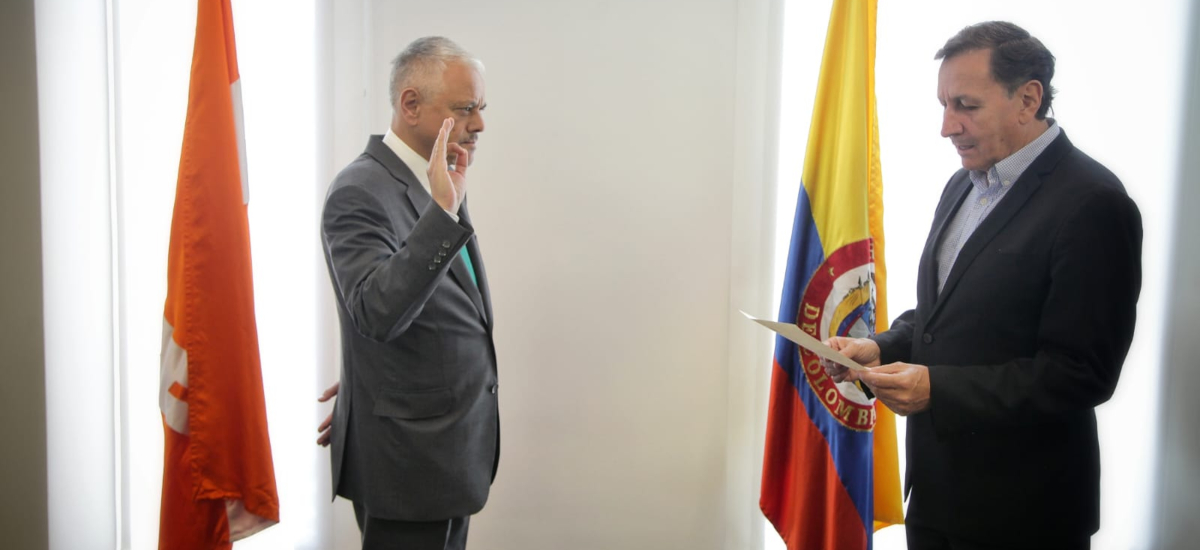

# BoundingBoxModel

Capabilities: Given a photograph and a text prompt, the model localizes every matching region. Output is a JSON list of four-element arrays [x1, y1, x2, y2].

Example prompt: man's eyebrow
[[449, 99, 487, 111], [940, 94, 979, 105]]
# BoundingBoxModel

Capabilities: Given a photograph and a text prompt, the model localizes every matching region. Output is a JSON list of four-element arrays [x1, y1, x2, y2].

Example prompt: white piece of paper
[[740, 311, 866, 372]]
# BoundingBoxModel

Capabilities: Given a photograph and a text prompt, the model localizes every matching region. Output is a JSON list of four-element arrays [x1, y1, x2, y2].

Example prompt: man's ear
[[1018, 79, 1044, 122], [398, 87, 422, 125]]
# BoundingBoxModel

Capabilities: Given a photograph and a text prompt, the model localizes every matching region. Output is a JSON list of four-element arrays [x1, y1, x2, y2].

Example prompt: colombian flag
[[760, 0, 903, 548], [159, 0, 279, 548]]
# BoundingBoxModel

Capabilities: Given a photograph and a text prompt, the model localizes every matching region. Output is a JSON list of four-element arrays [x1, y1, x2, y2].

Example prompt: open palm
[[428, 118, 470, 213]]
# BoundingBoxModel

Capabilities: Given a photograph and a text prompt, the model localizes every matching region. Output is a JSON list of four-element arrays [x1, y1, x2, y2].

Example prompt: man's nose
[[469, 110, 485, 134], [941, 110, 962, 138]]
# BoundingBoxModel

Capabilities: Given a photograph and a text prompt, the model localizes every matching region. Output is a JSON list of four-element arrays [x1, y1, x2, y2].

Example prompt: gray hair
[[389, 36, 484, 107]]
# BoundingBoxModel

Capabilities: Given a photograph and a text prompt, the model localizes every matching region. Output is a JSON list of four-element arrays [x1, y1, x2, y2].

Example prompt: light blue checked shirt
[[936, 121, 1061, 293]]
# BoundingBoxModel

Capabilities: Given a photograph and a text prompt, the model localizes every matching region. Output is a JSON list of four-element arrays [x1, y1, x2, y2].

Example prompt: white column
[[35, 0, 117, 547], [726, 0, 785, 549]]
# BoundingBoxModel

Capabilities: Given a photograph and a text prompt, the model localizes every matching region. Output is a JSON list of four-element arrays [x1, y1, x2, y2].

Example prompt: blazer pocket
[[373, 388, 453, 419]]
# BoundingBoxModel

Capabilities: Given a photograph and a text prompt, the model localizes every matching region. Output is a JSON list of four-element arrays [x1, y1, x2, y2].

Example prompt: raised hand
[[428, 117, 470, 214]]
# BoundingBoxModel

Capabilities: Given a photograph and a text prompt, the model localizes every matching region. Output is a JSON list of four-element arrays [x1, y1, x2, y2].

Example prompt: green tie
[[458, 247, 477, 286]]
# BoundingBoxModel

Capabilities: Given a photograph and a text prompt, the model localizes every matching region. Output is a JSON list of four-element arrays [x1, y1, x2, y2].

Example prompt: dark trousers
[[906, 522, 1090, 550], [352, 500, 470, 550]]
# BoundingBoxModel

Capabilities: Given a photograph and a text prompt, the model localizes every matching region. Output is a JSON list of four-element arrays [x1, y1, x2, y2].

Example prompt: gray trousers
[[352, 500, 469, 550]]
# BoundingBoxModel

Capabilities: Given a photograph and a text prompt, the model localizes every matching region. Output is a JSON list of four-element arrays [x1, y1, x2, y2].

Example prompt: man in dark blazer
[[318, 36, 497, 550], [825, 22, 1142, 550]]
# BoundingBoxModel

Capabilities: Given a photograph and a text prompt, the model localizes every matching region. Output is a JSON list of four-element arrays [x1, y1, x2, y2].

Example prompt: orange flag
[[159, 0, 278, 547]]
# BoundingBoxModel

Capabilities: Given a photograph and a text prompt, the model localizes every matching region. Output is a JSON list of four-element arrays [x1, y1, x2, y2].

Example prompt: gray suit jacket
[[322, 135, 499, 521]]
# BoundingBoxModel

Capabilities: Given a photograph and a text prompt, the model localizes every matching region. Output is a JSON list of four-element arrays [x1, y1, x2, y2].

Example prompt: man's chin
[[958, 154, 986, 171]]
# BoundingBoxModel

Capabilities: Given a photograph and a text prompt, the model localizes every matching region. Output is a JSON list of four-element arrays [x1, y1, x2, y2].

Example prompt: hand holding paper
[[740, 311, 867, 372], [742, 311, 930, 415], [856, 362, 931, 415], [824, 336, 884, 383]]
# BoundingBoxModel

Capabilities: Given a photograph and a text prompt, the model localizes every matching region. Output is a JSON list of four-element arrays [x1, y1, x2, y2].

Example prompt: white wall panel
[[35, 0, 118, 547]]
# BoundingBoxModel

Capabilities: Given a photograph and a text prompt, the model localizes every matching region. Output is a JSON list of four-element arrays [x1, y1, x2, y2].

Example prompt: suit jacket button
[[442, 240, 452, 249], [428, 263, 436, 271], [922, 333, 933, 344], [434, 256, 443, 264], [490, 385, 497, 394]]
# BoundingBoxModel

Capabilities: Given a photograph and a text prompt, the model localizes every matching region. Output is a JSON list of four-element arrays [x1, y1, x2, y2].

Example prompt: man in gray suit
[[318, 36, 498, 550]]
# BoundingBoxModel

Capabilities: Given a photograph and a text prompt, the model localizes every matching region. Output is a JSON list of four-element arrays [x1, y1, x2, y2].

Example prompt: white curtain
[[38, 0, 334, 548]]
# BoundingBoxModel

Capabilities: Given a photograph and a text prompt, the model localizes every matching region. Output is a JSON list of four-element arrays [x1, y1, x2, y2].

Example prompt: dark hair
[[935, 21, 1056, 119]]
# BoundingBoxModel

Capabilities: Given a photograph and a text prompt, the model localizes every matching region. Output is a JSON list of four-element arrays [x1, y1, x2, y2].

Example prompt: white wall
[[323, 0, 780, 548]]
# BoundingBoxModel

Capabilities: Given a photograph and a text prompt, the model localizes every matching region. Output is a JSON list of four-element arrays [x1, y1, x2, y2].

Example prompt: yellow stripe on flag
[[864, 1, 901, 529], [801, 0, 903, 532]]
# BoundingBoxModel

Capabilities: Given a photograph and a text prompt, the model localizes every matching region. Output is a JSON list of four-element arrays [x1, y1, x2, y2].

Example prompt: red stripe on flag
[[761, 360, 867, 550]]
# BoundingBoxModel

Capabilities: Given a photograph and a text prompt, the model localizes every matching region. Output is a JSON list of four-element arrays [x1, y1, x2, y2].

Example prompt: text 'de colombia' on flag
[[159, 0, 278, 548], [760, 0, 903, 548]]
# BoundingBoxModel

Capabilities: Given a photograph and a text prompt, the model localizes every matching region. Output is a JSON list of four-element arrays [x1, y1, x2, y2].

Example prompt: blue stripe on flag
[[773, 183, 875, 545]]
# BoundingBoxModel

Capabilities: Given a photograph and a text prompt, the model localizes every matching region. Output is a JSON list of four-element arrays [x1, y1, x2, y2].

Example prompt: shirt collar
[[969, 120, 1061, 193], [382, 128, 432, 194]]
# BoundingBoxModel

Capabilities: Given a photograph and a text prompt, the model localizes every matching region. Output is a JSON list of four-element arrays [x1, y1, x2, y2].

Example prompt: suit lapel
[[365, 135, 489, 325], [920, 174, 972, 311], [365, 135, 429, 218], [927, 132, 1073, 322]]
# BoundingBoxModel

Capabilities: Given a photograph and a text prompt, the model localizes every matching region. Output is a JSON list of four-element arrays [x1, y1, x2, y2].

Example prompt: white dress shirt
[[935, 121, 1061, 292]]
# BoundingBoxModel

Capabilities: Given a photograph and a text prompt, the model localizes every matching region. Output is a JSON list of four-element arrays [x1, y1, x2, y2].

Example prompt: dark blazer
[[321, 135, 499, 521], [873, 132, 1142, 542]]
